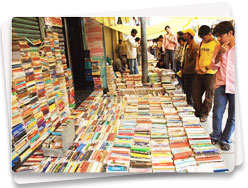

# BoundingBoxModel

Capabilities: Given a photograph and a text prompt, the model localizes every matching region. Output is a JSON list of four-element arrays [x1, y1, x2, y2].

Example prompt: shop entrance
[[63, 17, 93, 107]]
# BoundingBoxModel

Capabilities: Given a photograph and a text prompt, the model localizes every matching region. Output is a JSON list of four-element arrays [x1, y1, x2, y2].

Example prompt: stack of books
[[160, 70, 174, 83], [66, 68, 75, 109], [129, 98, 152, 173], [106, 65, 117, 95], [107, 118, 135, 172], [150, 139, 175, 172], [162, 84, 176, 94], [148, 72, 157, 83]]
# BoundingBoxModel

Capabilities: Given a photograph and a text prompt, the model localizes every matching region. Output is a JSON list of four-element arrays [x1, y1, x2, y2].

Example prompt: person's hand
[[219, 41, 230, 54]]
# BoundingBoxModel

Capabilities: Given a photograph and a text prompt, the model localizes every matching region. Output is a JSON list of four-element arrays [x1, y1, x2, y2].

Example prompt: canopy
[[93, 17, 233, 40]]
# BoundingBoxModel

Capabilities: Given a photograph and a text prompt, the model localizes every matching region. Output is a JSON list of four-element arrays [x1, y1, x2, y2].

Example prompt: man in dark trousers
[[193, 25, 220, 122], [181, 28, 198, 106]]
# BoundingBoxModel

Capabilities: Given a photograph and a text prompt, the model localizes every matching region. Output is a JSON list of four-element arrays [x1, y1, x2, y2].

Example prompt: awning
[[93, 17, 233, 40]]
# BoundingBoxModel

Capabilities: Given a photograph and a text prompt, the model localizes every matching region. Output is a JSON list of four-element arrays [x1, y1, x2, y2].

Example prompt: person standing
[[127, 29, 140, 74], [117, 39, 128, 71], [174, 36, 186, 86], [192, 25, 220, 122], [209, 21, 235, 151], [157, 35, 163, 60], [162, 25, 177, 70], [181, 28, 198, 106]]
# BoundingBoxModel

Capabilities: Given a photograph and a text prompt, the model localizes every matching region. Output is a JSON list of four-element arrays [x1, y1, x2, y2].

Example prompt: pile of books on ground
[[181, 115, 228, 172], [106, 65, 117, 95], [161, 69, 174, 84], [162, 83, 176, 94], [15, 90, 229, 173], [148, 72, 158, 83], [129, 99, 152, 173]]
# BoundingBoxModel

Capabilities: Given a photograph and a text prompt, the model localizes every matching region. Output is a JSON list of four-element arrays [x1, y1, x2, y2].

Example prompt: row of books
[[16, 88, 228, 173], [106, 65, 117, 95], [12, 31, 75, 169]]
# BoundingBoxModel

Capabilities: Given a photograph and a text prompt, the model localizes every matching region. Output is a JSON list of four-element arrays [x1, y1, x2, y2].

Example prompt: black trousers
[[182, 74, 195, 105], [164, 49, 175, 70]]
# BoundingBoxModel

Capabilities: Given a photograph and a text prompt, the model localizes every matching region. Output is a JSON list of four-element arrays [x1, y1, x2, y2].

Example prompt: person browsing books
[[192, 25, 221, 122], [181, 28, 199, 106], [209, 21, 235, 151]]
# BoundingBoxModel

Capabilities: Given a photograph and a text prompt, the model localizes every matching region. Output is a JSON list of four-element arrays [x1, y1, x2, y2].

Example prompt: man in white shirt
[[127, 29, 140, 74]]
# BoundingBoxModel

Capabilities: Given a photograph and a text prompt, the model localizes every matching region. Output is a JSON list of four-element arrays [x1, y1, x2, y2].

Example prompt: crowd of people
[[114, 21, 235, 151]]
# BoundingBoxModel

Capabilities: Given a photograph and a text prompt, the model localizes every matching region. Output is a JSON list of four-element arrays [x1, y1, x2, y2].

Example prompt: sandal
[[211, 139, 218, 145], [220, 143, 230, 151], [200, 117, 207, 122]]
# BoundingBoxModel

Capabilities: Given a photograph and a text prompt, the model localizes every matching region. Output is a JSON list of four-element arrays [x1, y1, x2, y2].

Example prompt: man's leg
[[164, 50, 169, 69], [221, 93, 235, 144], [210, 86, 228, 142], [192, 74, 204, 117], [134, 59, 138, 74], [184, 74, 195, 106], [121, 56, 126, 71], [201, 74, 216, 118], [170, 50, 175, 71], [128, 59, 133, 74]]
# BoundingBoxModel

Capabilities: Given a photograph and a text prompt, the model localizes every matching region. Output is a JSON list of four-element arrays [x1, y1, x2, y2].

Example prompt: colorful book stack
[[11, 42, 35, 165], [15, 150, 44, 172], [162, 102, 196, 172], [66, 68, 76, 109], [107, 119, 135, 172], [40, 42, 60, 130], [91, 61, 103, 89], [12, 34, 76, 170], [148, 72, 157, 83], [162, 83, 176, 94], [19, 41, 42, 154], [134, 74, 142, 89], [150, 139, 175, 172], [84, 56, 94, 88], [181, 115, 228, 172], [30, 52, 49, 142], [106, 65, 117, 95], [150, 97, 174, 172], [161, 70, 174, 84], [129, 97, 152, 173], [50, 32, 70, 123], [14, 86, 229, 173]]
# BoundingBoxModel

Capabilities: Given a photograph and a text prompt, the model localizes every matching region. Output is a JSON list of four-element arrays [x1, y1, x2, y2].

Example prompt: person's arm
[[168, 34, 177, 45], [128, 37, 139, 48], [206, 43, 223, 71]]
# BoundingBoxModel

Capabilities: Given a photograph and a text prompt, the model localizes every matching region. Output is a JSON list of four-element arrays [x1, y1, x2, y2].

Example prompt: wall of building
[[103, 26, 119, 62]]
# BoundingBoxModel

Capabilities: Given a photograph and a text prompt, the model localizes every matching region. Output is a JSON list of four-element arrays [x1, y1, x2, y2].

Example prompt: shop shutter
[[12, 17, 42, 41]]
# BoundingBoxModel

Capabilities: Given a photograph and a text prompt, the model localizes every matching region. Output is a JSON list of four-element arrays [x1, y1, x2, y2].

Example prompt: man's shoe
[[200, 117, 207, 122]]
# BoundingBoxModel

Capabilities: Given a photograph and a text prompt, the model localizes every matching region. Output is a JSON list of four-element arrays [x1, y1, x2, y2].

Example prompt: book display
[[11, 28, 76, 169], [14, 80, 228, 172], [106, 65, 117, 95]]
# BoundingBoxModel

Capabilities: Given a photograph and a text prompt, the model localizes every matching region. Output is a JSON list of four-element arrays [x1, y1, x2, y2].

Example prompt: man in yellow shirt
[[192, 25, 221, 122]]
